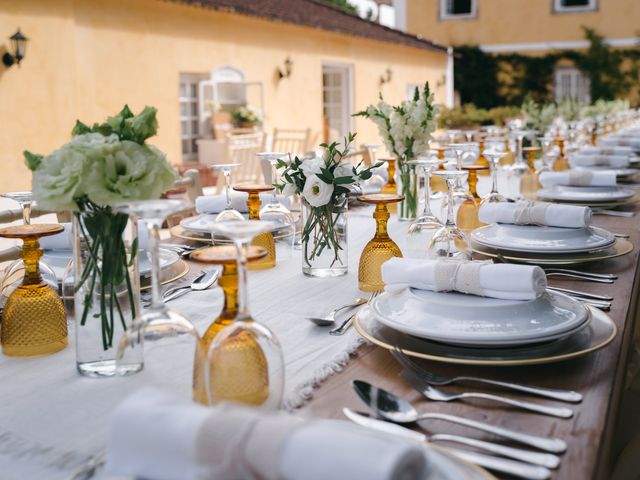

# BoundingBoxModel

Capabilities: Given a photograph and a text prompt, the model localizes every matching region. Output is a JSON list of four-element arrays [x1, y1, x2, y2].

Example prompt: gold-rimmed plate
[[170, 224, 297, 244], [472, 237, 633, 265], [535, 191, 640, 209], [354, 305, 616, 367]]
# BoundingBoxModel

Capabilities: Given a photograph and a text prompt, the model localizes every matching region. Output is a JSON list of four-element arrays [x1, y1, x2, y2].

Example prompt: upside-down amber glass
[[521, 146, 542, 201], [500, 138, 515, 166], [358, 194, 403, 292], [380, 158, 397, 213], [190, 244, 267, 404], [234, 185, 276, 270], [553, 137, 570, 171], [0, 224, 67, 357], [476, 137, 490, 176]]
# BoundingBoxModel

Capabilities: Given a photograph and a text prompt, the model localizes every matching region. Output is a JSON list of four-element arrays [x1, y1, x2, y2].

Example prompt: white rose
[[32, 143, 87, 211], [300, 157, 324, 178], [302, 175, 334, 207]]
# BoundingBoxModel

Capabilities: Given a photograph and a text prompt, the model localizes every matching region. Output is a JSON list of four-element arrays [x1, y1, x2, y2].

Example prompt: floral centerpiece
[[356, 83, 436, 220], [521, 96, 557, 134], [24, 105, 177, 376], [275, 133, 379, 277], [231, 105, 262, 128]]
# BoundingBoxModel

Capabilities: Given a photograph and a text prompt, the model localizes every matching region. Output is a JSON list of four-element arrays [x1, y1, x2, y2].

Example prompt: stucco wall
[[0, 0, 447, 192]]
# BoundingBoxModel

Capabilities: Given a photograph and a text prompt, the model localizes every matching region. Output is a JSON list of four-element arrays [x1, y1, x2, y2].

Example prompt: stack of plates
[[354, 288, 616, 366], [537, 184, 636, 207], [470, 224, 632, 265], [175, 214, 294, 243]]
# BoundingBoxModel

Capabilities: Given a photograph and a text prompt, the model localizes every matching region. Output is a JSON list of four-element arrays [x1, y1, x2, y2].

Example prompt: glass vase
[[72, 209, 143, 377], [301, 196, 348, 278], [396, 162, 418, 221]]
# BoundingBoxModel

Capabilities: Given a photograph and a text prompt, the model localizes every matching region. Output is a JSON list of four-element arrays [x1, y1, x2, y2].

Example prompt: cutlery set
[[307, 291, 380, 336], [141, 268, 219, 307], [347, 355, 581, 479]]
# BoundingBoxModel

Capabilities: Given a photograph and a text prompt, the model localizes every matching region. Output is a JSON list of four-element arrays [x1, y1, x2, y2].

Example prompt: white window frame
[[322, 62, 354, 142], [553, 0, 597, 14], [439, 0, 477, 20], [179, 73, 207, 163], [554, 66, 591, 103]]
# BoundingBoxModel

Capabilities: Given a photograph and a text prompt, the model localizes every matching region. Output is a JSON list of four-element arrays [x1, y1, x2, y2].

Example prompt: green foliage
[[437, 104, 521, 129], [454, 28, 640, 107], [70, 105, 159, 144], [320, 0, 358, 15]]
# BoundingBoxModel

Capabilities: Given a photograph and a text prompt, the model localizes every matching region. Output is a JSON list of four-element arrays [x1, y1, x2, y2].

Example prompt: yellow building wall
[[407, 0, 640, 47], [0, 0, 447, 192]]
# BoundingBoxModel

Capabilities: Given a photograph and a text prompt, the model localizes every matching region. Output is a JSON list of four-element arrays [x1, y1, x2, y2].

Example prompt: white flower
[[71, 132, 119, 148], [302, 175, 334, 207], [32, 144, 87, 211], [333, 162, 354, 181], [281, 182, 296, 197], [300, 157, 324, 177]]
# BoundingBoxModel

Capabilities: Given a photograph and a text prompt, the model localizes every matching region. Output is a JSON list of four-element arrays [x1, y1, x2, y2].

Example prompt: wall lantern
[[379, 67, 393, 87], [277, 57, 293, 80], [2, 29, 28, 67]]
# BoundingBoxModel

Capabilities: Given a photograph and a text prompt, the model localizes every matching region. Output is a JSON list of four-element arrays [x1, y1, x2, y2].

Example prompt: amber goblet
[[357, 194, 404, 292], [0, 224, 67, 357], [233, 184, 276, 270]]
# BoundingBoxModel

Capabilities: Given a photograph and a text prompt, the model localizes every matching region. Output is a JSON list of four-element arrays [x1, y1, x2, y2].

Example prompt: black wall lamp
[[379, 67, 392, 87], [277, 57, 293, 80], [3, 29, 28, 68]]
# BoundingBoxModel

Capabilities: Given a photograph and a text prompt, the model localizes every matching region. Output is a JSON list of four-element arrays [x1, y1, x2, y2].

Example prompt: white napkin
[[105, 388, 427, 480], [569, 154, 630, 168], [479, 201, 592, 228], [601, 137, 640, 149], [580, 146, 635, 157], [382, 258, 547, 300], [195, 192, 290, 214], [39, 222, 149, 250], [539, 169, 617, 187]]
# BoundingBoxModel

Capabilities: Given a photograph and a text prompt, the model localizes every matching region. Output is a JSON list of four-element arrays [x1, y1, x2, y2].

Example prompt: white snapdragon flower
[[302, 175, 334, 207]]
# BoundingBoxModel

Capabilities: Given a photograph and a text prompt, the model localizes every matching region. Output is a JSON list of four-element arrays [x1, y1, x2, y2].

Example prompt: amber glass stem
[[467, 170, 479, 200], [387, 160, 396, 186], [21, 236, 42, 285], [373, 204, 390, 240], [220, 263, 238, 317], [247, 193, 261, 220]]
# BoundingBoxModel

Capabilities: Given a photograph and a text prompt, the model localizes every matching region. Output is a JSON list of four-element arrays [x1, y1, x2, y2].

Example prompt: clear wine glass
[[406, 157, 443, 258], [481, 149, 508, 206], [257, 152, 294, 227], [114, 199, 203, 378], [205, 220, 284, 408], [211, 163, 244, 222], [428, 170, 471, 260]]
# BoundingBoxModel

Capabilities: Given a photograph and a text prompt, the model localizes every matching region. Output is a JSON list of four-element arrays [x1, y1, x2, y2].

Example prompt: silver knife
[[343, 409, 552, 480]]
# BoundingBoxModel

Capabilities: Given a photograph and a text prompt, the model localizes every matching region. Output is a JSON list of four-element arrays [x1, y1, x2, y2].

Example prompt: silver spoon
[[306, 297, 367, 326], [143, 269, 219, 307], [352, 380, 567, 453]]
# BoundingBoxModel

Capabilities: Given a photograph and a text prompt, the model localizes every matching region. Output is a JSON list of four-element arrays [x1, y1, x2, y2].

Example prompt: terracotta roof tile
[[166, 0, 447, 52]]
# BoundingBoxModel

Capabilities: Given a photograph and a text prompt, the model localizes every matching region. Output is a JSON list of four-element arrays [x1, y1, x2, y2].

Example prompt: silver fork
[[401, 369, 574, 418], [392, 348, 582, 403], [329, 290, 380, 336]]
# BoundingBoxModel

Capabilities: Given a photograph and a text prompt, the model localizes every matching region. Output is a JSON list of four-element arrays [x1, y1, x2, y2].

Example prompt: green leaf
[[106, 105, 134, 136], [71, 120, 92, 136], [123, 106, 158, 144], [334, 176, 354, 185], [23, 150, 43, 171]]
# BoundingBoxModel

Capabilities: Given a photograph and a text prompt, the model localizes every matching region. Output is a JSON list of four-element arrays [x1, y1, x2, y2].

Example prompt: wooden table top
[[302, 207, 640, 480]]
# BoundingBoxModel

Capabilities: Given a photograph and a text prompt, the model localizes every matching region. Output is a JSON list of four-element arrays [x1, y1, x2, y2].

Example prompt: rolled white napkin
[[539, 169, 617, 187], [479, 201, 591, 228], [569, 154, 630, 168], [580, 146, 634, 156], [39, 222, 149, 250], [601, 137, 640, 149], [106, 388, 427, 480], [195, 192, 290, 214], [382, 258, 547, 300]]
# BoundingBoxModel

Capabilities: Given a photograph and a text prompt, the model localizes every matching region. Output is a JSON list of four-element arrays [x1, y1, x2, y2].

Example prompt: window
[[553, 0, 597, 13], [179, 73, 207, 162], [554, 67, 591, 103], [440, 0, 476, 19], [322, 64, 353, 143]]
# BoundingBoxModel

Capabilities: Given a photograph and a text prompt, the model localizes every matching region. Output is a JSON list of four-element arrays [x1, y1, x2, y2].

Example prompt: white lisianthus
[[302, 175, 334, 207], [71, 132, 119, 148], [32, 144, 87, 211], [300, 157, 324, 178], [86, 141, 177, 206]]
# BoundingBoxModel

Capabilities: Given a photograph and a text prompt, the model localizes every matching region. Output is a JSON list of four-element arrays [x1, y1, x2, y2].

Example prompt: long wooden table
[[303, 209, 640, 480]]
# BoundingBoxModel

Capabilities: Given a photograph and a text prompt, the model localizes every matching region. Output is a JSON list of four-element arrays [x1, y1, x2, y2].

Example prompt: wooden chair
[[342, 145, 374, 167], [272, 128, 311, 157], [217, 132, 266, 190]]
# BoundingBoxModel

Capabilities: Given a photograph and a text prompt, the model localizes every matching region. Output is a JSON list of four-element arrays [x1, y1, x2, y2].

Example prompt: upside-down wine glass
[[211, 163, 244, 222], [205, 220, 284, 408], [427, 170, 472, 260], [480, 149, 508, 206], [114, 199, 203, 377], [257, 152, 294, 226], [406, 157, 443, 258]]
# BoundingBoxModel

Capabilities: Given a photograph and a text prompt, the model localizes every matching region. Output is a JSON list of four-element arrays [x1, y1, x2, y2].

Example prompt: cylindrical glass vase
[[72, 209, 143, 377], [301, 196, 348, 277], [397, 163, 418, 221]]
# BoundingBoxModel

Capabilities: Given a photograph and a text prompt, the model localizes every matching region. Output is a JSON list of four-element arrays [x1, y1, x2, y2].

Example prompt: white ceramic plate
[[42, 248, 180, 283], [471, 224, 615, 254], [537, 185, 635, 203], [180, 214, 285, 234], [371, 288, 589, 347], [579, 167, 638, 178]]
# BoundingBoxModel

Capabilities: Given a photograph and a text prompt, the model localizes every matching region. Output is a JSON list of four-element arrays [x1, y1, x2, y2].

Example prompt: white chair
[[218, 132, 266, 190], [272, 128, 311, 157]]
